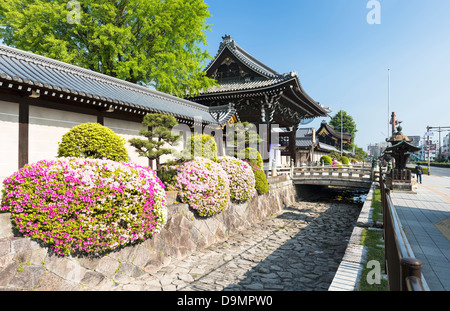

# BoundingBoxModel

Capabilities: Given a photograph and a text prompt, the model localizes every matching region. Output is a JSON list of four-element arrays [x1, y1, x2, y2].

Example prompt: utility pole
[[388, 69, 390, 140], [427, 125, 431, 175], [340, 103, 343, 157]]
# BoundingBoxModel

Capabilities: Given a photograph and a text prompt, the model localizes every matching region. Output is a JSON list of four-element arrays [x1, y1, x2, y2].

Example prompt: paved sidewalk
[[390, 174, 450, 291]]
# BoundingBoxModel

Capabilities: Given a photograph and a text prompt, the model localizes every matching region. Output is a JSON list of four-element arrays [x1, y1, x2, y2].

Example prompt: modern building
[[442, 133, 450, 160], [367, 142, 390, 158], [417, 137, 438, 162]]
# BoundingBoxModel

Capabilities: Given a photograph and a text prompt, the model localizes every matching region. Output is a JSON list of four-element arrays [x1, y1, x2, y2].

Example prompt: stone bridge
[[275, 165, 377, 189]]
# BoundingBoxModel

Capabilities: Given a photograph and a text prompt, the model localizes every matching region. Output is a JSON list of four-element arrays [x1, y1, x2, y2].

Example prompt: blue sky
[[202, 0, 450, 150]]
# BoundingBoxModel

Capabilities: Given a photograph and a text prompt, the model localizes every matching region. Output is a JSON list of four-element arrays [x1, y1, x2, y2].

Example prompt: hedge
[[320, 155, 333, 165], [248, 162, 269, 195], [183, 134, 218, 161], [237, 147, 263, 170], [1, 158, 167, 256], [57, 123, 129, 162]]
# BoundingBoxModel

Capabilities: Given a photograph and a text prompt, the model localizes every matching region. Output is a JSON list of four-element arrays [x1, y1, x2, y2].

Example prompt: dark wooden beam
[[18, 100, 29, 168]]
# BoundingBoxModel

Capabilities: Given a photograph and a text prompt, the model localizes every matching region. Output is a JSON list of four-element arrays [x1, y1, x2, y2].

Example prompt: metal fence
[[379, 168, 425, 291]]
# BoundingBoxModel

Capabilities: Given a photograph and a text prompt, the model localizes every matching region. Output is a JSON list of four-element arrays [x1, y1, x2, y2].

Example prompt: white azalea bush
[[161, 157, 230, 217], [1, 158, 167, 256], [217, 156, 256, 202]]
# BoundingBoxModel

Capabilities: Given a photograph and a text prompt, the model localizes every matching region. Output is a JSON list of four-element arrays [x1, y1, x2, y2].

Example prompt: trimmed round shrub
[[1, 158, 167, 256], [162, 157, 230, 217], [237, 147, 263, 170], [340, 156, 350, 165], [217, 156, 256, 202], [182, 134, 217, 161], [320, 155, 333, 165], [248, 162, 269, 195], [57, 123, 129, 162]]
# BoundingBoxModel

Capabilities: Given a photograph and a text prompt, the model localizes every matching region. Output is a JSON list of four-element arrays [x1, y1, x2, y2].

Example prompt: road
[[407, 164, 450, 178], [427, 165, 450, 178]]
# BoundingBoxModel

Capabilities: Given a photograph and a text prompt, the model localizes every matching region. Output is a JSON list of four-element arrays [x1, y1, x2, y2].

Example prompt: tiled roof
[[206, 35, 280, 79], [0, 44, 221, 124], [199, 36, 332, 116], [209, 103, 237, 125], [296, 128, 314, 138], [296, 138, 314, 148], [199, 76, 291, 95]]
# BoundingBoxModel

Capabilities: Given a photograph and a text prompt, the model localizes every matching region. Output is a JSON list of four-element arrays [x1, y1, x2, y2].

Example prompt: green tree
[[0, 0, 216, 97], [330, 110, 358, 150], [129, 113, 180, 171], [354, 146, 368, 162], [330, 110, 357, 136]]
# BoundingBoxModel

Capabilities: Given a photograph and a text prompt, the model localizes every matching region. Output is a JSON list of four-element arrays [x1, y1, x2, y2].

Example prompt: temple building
[[188, 35, 331, 168], [315, 120, 352, 150], [295, 125, 351, 166]]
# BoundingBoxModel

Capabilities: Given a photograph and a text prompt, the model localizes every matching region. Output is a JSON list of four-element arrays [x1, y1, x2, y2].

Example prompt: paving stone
[[244, 283, 264, 290]]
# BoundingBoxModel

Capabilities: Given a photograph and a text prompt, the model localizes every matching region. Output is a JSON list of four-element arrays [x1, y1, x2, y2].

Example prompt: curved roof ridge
[[206, 35, 281, 79]]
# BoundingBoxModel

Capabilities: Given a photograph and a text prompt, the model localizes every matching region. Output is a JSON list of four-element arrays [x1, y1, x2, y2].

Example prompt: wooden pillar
[[290, 130, 296, 163], [97, 109, 104, 125], [18, 101, 29, 168]]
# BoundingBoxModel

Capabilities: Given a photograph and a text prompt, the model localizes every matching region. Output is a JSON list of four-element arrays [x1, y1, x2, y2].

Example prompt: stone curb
[[328, 182, 377, 291]]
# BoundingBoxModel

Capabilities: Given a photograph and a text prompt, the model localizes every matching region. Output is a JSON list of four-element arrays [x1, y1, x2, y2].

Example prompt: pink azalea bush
[[1, 158, 167, 256], [162, 157, 230, 217], [217, 156, 255, 202]]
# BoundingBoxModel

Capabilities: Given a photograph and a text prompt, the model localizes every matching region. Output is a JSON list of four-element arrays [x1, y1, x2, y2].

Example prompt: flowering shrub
[[1, 158, 167, 256], [217, 156, 255, 202], [162, 157, 230, 217]]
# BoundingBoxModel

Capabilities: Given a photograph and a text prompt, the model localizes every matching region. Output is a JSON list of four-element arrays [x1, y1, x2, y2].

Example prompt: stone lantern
[[383, 125, 420, 190]]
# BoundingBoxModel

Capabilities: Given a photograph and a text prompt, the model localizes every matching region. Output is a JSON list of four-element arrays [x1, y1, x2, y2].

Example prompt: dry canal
[[114, 185, 369, 291]]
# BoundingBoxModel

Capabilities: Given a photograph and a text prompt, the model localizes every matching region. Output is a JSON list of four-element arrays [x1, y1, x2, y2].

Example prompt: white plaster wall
[[0, 101, 19, 184], [103, 117, 149, 167], [104, 117, 185, 170], [28, 106, 96, 164]]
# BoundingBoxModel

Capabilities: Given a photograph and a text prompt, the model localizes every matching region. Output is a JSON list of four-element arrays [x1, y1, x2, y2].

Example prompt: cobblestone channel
[[114, 200, 362, 291]]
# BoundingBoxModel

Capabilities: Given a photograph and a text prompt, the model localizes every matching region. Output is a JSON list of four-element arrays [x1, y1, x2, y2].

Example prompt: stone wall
[[0, 177, 296, 291]]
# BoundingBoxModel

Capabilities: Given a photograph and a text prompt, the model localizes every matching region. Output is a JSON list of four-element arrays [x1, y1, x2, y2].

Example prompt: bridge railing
[[379, 168, 425, 291], [273, 164, 375, 181]]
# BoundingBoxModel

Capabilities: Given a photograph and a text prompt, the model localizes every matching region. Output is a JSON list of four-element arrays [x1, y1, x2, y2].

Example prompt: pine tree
[[129, 113, 180, 171]]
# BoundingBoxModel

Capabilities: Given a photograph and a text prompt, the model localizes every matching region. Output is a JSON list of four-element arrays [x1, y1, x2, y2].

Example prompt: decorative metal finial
[[222, 34, 232, 43]]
